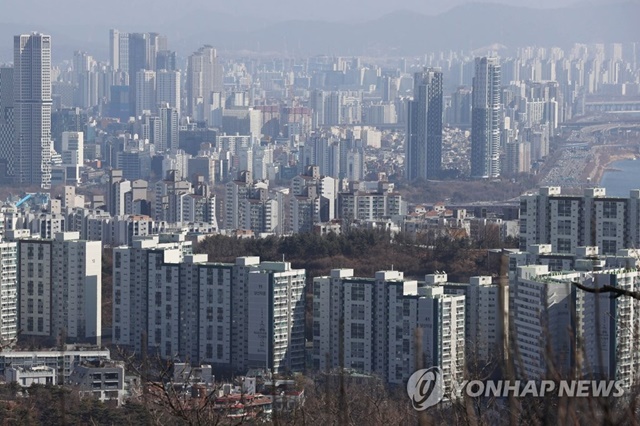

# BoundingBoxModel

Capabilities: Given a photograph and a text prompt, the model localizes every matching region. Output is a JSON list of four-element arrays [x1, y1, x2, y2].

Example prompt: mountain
[[1, 2, 638, 61]]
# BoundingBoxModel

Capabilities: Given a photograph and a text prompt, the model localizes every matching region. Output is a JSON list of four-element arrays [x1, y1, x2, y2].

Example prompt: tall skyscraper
[[135, 70, 156, 117], [109, 29, 119, 70], [159, 107, 179, 151], [157, 70, 181, 116], [405, 68, 443, 180], [128, 33, 151, 116], [0, 66, 14, 178], [14, 33, 52, 188], [187, 46, 223, 122], [471, 57, 501, 179]]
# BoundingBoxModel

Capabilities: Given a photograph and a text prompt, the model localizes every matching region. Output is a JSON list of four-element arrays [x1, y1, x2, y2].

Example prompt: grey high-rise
[[187, 46, 223, 122], [405, 68, 443, 181], [471, 57, 501, 179], [14, 33, 52, 188], [0, 66, 14, 178]]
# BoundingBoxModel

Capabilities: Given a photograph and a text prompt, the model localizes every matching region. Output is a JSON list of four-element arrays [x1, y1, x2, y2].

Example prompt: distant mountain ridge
[[0, 2, 638, 61]]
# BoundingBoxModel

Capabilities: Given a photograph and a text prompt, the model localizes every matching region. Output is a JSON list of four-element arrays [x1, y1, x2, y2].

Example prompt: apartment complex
[[511, 263, 640, 387], [519, 187, 640, 255], [113, 238, 306, 374], [312, 269, 465, 388]]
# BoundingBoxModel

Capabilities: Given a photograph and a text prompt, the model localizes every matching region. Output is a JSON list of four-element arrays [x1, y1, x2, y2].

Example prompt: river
[[599, 159, 640, 197]]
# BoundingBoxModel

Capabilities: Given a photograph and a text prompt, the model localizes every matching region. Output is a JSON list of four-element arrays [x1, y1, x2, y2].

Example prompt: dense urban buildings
[[0, 20, 638, 420]]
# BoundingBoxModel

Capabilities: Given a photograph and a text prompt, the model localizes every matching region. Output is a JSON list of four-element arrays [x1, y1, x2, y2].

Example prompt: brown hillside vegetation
[[195, 229, 512, 283]]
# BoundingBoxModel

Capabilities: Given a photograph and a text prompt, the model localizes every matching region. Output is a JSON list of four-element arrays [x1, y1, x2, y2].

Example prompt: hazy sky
[[2, 0, 592, 26]]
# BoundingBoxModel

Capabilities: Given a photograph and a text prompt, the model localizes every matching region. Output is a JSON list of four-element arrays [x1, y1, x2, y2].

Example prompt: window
[[557, 238, 572, 253], [217, 344, 223, 359], [350, 341, 364, 358], [603, 240, 617, 255], [313, 321, 320, 337], [351, 304, 365, 320], [557, 220, 572, 235], [556, 199, 573, 217], [603, 222, 617, 238], [603, 201, 618, 219], [206, 344, 213, 359], [351, 323, 365, 339], [351, 284, 365, 301], [37, 318, 43, 332]]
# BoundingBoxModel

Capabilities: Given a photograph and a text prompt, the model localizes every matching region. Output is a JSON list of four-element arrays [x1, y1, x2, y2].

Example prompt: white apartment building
[[519, 187, 640, 255], [18, 232, 101, 343], [135, 69, 156, 117], [113, 233, 192, 352], [338, 189, 405, 223], [419, 286, 466, 394], [511, 264, 577, 379], [313, 269, 464, 387], [156, 70, 181, 117], [61, 131, 83, 184], [576, 270, 640, 389], [511, 263, 640, 387], [247, 262, 306, 374], [0, 242, 18, 345], [425, 274, 506, 366]]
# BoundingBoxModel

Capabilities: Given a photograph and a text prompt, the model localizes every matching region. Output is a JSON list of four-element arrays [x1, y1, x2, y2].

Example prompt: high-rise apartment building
[[109, 29, 120, 71], [471, 57, 501, 179], [158, 107, 179, 151], [18, 232, 101, 344], [135, 70, 156, 117], [14, 33, 53, 188], [424, 274, 506, 366], [313, 269, 465, 387], [113, 242, 305, 374], [511, 264, 640, 388], [519, 187, 640, 255], [0, 242, 18, 346], [187, 46, 223, 122], [405, 68, 443, 180], [157, 70, 181, 117], [61, 131, 83, 184], [0, 67, 14, 178]]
